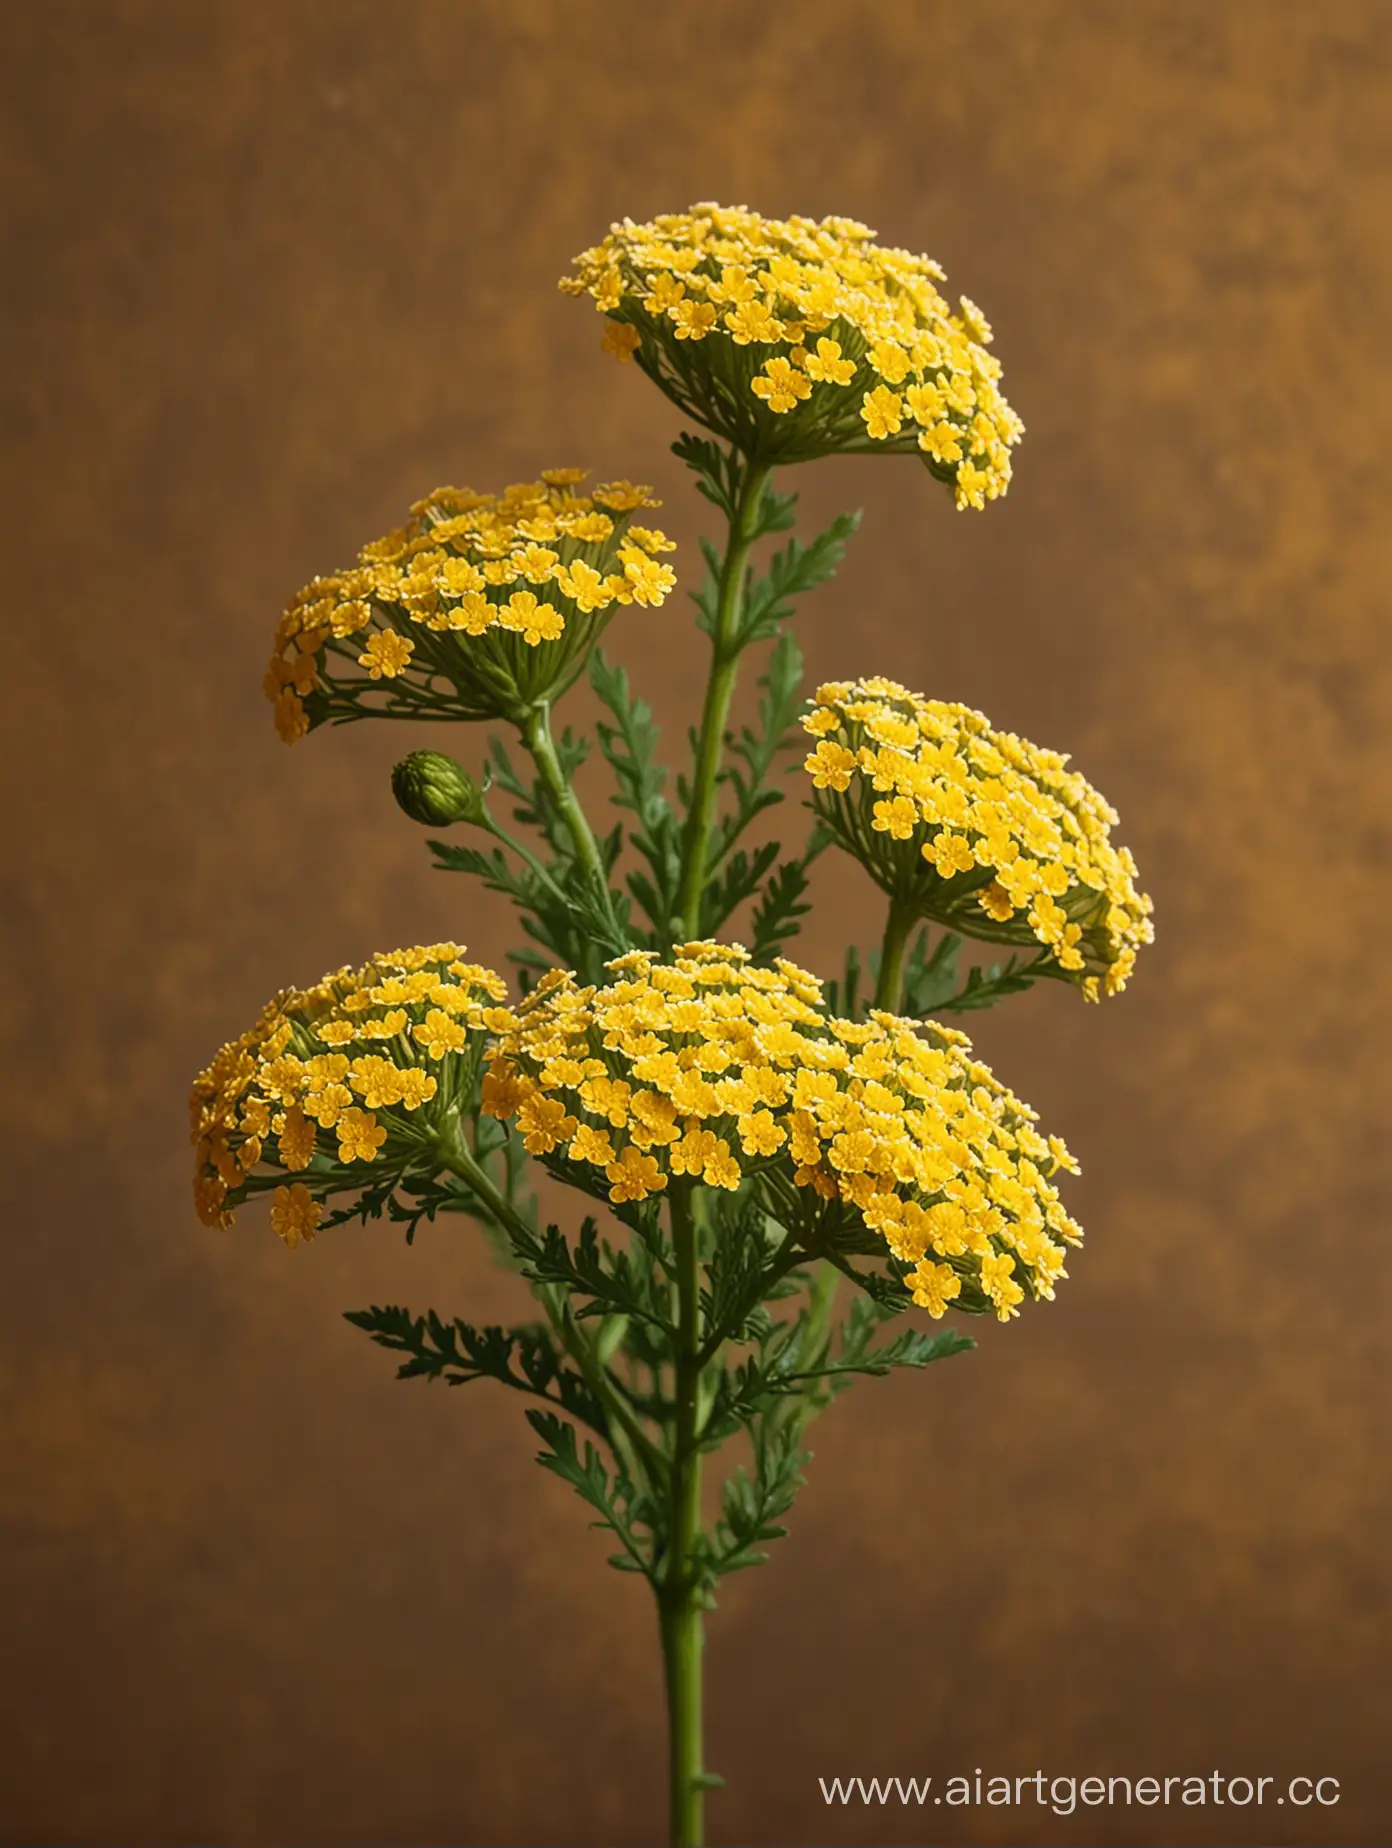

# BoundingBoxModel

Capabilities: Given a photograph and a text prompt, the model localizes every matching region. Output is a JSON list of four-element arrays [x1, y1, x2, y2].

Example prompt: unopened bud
[[390, 751, 486, 828]]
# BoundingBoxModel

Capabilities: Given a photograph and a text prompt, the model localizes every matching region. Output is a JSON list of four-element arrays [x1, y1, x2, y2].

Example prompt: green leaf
[[750, 481, 799, 539], [701, 1197, 782, 1346], [342, 1307, 608, 1430], [526, 1410, 658, 1579], [689, 536, 724, 637], [749, 832, 830, 963], [672, 432, 741, 520], [802, 1297, 975, 1383], [590, 650, 670, 826], [735, 509, 861, 649], [937, 954, 1047, 1012], [428, 838, 533, 901], [700, 839, 781, 936], [902, 928, 1049, 1017], [428, 834, 628, 978], [820, 1250, 918, 1313], [901, 929, 963, 1016], [707, 1422, 809, 1578], [823, 942, 865, 1019], [517, 1215, 679, 1337], [709, 630, 807, 873], [591, 648, 681, 937], [317, 1167, 482, 1246], [484, 735, 535, 813]]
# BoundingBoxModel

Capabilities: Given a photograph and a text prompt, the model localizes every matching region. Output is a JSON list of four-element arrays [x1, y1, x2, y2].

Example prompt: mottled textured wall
[[2, 2, 1389, 1843]]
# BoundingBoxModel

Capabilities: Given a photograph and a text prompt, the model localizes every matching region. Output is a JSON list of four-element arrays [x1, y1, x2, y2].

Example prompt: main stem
[[662, 1184, 705, 1847], [675, 459, 774, 939], [875, 897, 918, 1012]]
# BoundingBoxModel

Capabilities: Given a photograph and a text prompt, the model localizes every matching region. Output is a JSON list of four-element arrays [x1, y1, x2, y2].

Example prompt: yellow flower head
[[483, 941, 1079, 1319], [560, 203, 1022, 497], [802, 678, 1154, 998], [265, 471, 674, 739], [189, 944, 509, 1236]]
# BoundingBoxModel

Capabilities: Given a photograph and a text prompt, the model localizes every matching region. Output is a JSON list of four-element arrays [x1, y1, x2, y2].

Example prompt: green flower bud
[[391, 751, 486, 828]]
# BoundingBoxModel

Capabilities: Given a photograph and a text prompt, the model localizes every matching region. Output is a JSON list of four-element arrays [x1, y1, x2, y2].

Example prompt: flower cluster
[[803, 678, 1154, 998], [482, 941, 1079, 1320], [189, 944, 511, 1243], [265, 470, 676, 741], [559, 203, 1022, 502]]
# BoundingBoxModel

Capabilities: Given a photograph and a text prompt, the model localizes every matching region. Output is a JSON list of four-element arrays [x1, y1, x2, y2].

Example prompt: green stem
[[521, 701, 612, 904], [874, 897, 918, 1012], [662, 1183, 706, 1847], [660, 1590, 704, 1848], [675, 459, 774, 939]]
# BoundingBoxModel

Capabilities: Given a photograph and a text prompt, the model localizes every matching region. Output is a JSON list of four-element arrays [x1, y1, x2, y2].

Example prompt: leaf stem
[[676, 459, 774, 938]]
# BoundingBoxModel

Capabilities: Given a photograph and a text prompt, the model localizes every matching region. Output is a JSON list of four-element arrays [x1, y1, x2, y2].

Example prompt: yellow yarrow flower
[[358, 631, 414, 679], [265, 471, 674, 738], [601, 320, 641, 362], [560, 203, 1022, 501], [269, 1182, 321, 1249], [482, 941, 1079, 1319], [752, 356, 813, 413], [802, 678, 1154, 998], [860, 385, 904, 440], [189, 944, 509, 1235]]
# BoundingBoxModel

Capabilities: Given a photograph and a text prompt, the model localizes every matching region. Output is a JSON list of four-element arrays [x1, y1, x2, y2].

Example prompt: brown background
[[2, 2, 1390, 1844]]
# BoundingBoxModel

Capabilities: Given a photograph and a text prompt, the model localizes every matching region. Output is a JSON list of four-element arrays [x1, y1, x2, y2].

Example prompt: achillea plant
[[192, 204, 1151, 1848]]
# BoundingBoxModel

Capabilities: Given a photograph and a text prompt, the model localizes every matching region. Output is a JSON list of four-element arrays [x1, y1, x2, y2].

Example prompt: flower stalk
[[676, 458, 773, 938], [521, 701, 615, 914], [874, 896, 919, 1013]]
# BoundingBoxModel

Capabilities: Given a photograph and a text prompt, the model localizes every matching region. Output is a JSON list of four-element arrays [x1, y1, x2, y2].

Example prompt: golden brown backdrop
[[2, 2, 1389, 1843]]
